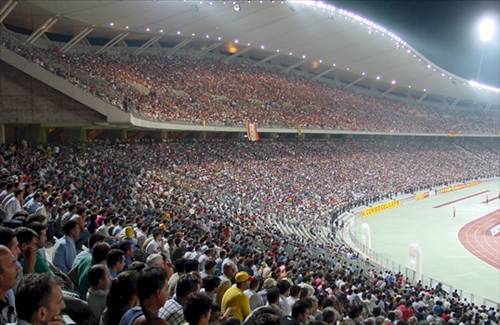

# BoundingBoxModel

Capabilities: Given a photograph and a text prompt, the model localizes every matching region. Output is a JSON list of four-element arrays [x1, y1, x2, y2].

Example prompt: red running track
[[458, 209, 500, 270]]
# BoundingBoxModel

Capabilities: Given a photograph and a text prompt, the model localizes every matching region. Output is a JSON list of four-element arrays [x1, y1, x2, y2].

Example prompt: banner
[[440, 180, 480, 193], [246, 122, 260, 142], [362, 200, 400, 218], [415, 192, 429, 200]]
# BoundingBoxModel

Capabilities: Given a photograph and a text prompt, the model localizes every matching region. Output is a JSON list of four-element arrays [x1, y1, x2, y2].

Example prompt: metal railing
[[341, 186, 500, 309]]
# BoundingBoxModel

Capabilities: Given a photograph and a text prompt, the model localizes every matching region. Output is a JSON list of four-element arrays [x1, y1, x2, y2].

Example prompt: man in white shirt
[[2, 190, 23, 221], [145, 229, 163, 255]]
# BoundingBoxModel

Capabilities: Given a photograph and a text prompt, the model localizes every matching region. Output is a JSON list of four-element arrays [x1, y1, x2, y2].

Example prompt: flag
[[246, 122, 260, 142]]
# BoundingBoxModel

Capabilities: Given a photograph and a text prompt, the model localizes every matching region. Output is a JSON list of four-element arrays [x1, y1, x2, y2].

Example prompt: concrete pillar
[[119, 129, 127, 141], [0, 124, 5, 144], [79, 128, 87, 143], [35, 125, 47, 144]]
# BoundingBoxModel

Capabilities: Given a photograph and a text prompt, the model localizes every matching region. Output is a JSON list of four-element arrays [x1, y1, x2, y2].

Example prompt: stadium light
[[109, 22, 114, 27], [479, 17, 495, 42]]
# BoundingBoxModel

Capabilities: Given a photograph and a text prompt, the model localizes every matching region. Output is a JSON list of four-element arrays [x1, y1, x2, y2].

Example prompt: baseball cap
[[235, 271, 253, 283]]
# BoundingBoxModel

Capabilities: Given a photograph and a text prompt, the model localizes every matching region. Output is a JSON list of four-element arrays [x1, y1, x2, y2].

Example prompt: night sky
[[329, 0, 500, 87]]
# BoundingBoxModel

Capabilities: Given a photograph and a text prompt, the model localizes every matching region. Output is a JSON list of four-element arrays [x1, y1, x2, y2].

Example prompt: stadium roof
[[2, 0, 500, 108]]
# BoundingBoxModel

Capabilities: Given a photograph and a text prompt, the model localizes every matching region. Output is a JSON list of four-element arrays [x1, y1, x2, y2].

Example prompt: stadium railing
[[340, 177, 500, 309]]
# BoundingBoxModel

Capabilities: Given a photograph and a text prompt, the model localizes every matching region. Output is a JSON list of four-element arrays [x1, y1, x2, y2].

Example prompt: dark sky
[[329, 0, 500, 87]]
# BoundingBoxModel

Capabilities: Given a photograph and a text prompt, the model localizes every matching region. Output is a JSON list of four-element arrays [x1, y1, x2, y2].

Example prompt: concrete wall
[[0, 61, 106, 124]]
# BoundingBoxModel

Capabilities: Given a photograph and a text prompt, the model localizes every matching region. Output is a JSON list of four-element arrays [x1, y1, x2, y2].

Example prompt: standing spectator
[[27, 222, 52, 274], [52, 220, 80, 274]]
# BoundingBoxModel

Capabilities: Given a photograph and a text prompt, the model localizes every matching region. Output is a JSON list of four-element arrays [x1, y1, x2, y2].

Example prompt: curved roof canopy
[[2, 0, 500, 107]]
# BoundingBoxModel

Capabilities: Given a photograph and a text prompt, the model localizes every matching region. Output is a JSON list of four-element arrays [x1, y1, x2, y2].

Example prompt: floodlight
[[479, 17, 495, 42], [233, 3, 240, 11]]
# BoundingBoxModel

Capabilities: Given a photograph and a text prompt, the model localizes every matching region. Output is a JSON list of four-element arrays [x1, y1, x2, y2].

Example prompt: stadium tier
[[0, 32, 499, 134], [0, 1, 499, 325]]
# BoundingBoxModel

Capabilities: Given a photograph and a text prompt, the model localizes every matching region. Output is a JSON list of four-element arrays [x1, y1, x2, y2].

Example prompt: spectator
[[87, 264, 111, 321], [0, 245, 19, 324], [159, 273, 200, 325], [52, 220, 80, 274], [122, 267, 168, 325], [15, 227, 38, 274], [184, 292, 213, 325], [14, 273, 65, 325], [221, 271, 253, 321], [27, 222, 53, 274], [101, 270, 139, 325], [107, 249, 125, 279]]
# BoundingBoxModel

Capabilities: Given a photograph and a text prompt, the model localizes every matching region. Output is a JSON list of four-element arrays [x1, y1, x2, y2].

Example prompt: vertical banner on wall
[[246, 122, 260, 142]]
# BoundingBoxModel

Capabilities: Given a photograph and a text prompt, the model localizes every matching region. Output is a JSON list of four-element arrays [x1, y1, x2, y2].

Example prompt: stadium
[[0, 0, 498, 324]]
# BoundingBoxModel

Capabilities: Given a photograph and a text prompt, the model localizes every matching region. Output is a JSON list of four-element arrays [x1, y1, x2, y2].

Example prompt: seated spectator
[[27, 222, 52, 274], [184, 292, 213, 325], [266, 287, 286, 318], [245, 276, 264, 311], [14, 273, 65, 325], [52, 220, 80, 274], [0, 227, 20, 260], [101, 270, 139, 325], [159, 273, 200, 325], [200, 275, 221, 305], [87, 264, 111, 320], [107, 249, 125, 279], [15, 227, 38, 274], [122, 267, 168, 325], [75, 241, 110, 297], [284, 300, 312, 325], [221, 271, 253, 321], [0, 245, 19, 324]]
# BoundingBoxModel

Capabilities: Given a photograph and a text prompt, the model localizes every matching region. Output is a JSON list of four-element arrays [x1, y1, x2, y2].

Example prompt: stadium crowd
[[1, 31, 498, 134], [0, 137, 498, 325]]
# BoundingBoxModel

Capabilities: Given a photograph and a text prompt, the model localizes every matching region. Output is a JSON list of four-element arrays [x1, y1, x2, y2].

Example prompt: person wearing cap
[[221, 271, 252, 321]]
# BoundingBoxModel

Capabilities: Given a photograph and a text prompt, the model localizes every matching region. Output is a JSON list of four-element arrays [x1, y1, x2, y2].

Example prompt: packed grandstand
[[0, 0, 500, 325]]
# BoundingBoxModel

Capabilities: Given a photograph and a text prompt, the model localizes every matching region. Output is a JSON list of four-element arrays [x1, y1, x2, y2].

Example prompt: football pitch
[[358, 180, 500, 303]]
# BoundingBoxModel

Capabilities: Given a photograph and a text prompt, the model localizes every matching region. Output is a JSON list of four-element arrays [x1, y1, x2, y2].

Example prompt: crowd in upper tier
[[1, 31, 498, 134], [0, 137, 498, 325]]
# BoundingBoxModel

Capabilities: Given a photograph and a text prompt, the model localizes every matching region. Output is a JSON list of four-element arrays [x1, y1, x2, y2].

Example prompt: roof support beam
[[134, 35, 163, 55], [283, 59, 306, 73], [254, 52, 280, 66], [25, 17, 58, 45], [0, 0, 17, 24], [225, 46, 252, 62], [417, 93, 428, 103], [197, 42, 223, 57], [96, 32, 128, 54], [383, 85, 398, 95], [311, 67, 335, 81], [345, 76, 366, 89], [61, 27, 93, 53], [169, 38, 193, 54]]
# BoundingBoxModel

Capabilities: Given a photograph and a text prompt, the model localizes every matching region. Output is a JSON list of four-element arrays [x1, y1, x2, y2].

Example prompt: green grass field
[[356, 180, 500, 303]]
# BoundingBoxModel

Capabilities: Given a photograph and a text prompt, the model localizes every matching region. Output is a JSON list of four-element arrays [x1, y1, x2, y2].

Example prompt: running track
[[433, 190, 489, 208], [458, 209, 500, 270]]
